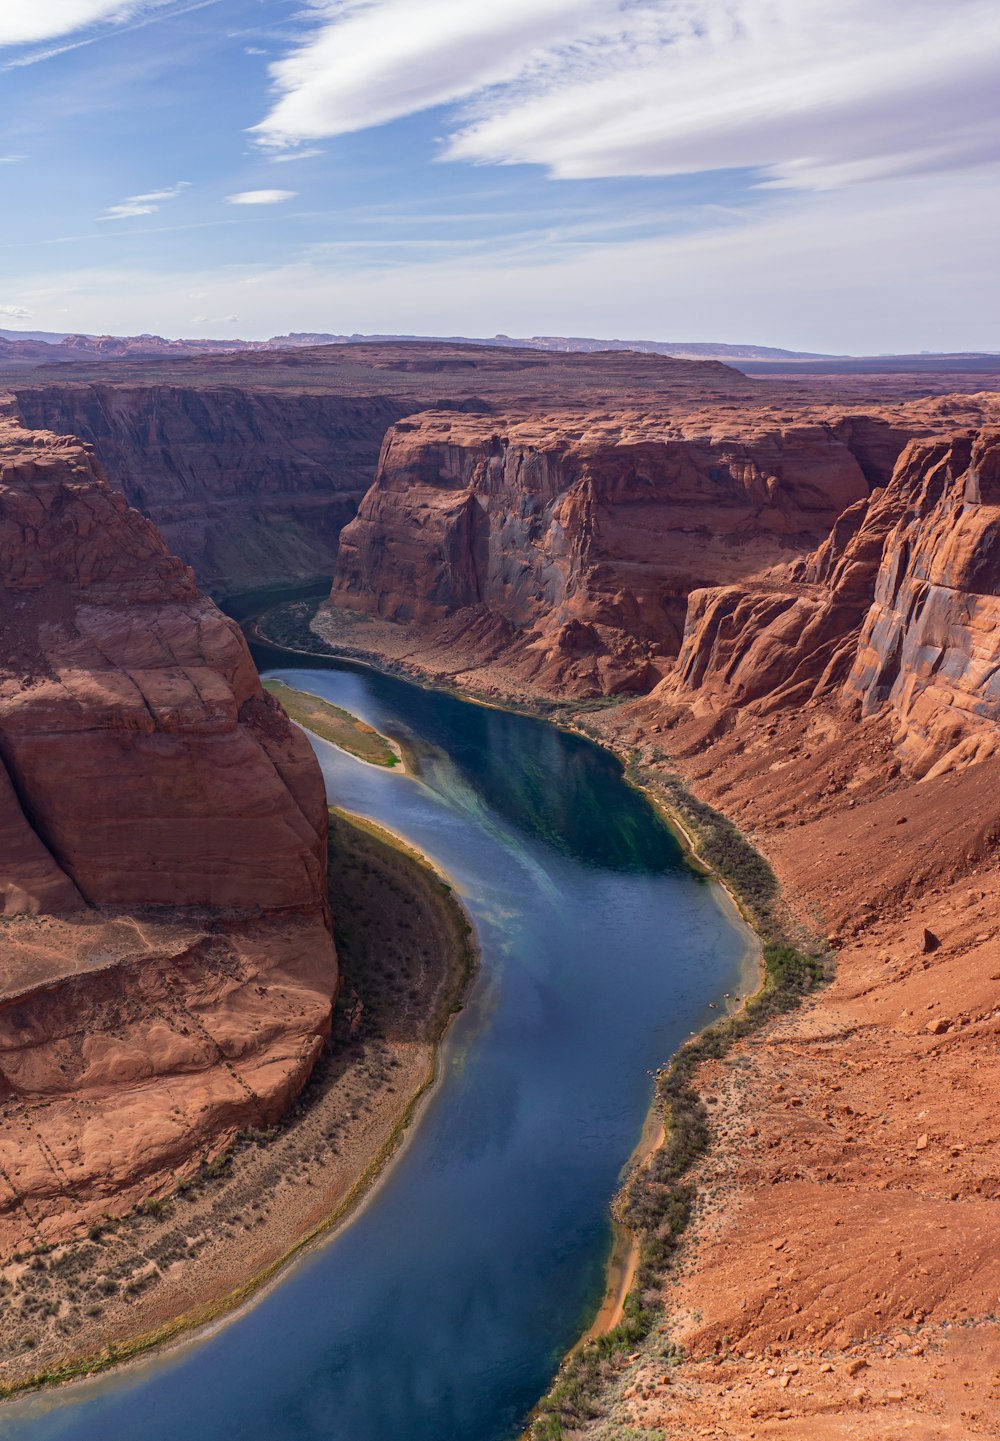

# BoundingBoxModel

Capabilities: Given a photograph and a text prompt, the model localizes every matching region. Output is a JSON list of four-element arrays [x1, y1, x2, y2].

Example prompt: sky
[[0, 0, 998, 351]]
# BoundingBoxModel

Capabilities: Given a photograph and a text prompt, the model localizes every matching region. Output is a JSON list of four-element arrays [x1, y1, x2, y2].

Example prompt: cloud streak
[[253, 0, 1000, 191], [0, 1, 220, 68], [100, 181, 190, 220], [225, 189, 297, 205], [12, 162, 999, 353], [0, 3, 167, 48]]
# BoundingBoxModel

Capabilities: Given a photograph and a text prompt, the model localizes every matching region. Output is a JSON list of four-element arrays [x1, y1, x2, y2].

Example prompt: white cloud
[[99, 181, 190, 220], [0, 304, 32, 320], [0, 154, 26, 164], [254, 0, 604, 150], [225, 189, 296, 205], [0, 2, 165, 48], [253, 0, 1000, 191], [0, 2, 220, 68]]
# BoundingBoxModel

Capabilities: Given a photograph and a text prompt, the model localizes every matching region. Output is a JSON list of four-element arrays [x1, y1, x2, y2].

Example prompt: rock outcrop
[[0, 402, 337, 1249], [844, 431, 1000, 778], [664, 428, 1000, 780], [331, 409, 911, 696]]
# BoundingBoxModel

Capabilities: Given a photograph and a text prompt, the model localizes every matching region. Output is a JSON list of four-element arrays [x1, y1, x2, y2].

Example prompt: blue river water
[[0, 651, 748, 1441]]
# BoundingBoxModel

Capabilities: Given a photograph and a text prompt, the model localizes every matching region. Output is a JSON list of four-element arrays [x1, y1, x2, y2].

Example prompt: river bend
[[1, 653, 748, 1441]]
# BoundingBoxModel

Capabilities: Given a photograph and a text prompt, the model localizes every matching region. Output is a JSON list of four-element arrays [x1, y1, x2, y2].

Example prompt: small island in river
[[263, 680, 402, 768]]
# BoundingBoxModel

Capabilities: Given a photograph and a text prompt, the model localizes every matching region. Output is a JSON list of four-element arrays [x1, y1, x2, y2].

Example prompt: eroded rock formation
[[664, 429, 1000, 781], [845, 431, 1000, 778], [0, 403, 337, 1249], [14, 384, 411, 594], [331, 409, 916, 696]]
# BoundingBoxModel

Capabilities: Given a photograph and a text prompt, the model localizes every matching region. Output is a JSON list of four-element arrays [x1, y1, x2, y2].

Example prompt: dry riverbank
[[0, 810, 476, 1398]]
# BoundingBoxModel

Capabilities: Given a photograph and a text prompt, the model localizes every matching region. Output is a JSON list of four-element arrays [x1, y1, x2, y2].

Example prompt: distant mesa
[[3, 325, 998, 373]]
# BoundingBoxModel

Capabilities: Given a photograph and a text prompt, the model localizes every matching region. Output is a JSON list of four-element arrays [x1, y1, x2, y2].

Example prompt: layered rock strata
[[666, 430, 1000, 779], [15, 385, 411, 594], [331, 409, 916, 696], [0, 403, 337, 1250]]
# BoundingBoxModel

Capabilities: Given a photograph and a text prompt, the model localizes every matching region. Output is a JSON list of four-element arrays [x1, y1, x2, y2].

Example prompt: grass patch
[[264, 680, 399, 767]]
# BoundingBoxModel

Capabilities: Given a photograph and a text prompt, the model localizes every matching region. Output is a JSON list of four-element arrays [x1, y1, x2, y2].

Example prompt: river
[[0, 648, 749, 1441]]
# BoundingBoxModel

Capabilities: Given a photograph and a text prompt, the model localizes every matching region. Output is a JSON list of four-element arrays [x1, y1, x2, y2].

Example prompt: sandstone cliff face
[[305, 391, 1000, 1437], [332, 410, 907, 696], [0, 403, 337, 1248], [14, 384, 410, 594], [665, 429, 1000, 779], [844, 431, 1000, 778]]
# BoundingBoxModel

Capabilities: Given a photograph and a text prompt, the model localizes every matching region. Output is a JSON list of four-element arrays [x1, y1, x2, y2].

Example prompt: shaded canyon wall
[[14, 384, 411, 595]]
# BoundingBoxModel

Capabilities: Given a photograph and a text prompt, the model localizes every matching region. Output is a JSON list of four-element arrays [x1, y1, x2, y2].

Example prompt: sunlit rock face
[[0, 402, 337, 1249], [332, 408, 906, 697], [663, 427, 1000, 779], [843, 431, 1000, 778]]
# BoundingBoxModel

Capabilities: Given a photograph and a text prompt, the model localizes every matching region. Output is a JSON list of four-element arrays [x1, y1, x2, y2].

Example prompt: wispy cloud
[[225, 189, 296, 205], [0, 3, 167, 49], [0, 303, 32, 320], [12, 160, 998, 353], [0, 154, 26, 164], [252, 0, 1000, 192], [0, 0, 220, 69], [268, 147, 323, 164], [100, 180, 190, 220]]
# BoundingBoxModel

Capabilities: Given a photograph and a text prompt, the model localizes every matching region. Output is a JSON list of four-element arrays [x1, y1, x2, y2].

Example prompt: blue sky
[[1, 0, 998, 350]]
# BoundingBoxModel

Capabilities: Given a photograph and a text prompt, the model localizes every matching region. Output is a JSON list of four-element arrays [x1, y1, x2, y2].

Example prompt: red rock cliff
[[14, 384, 411, 594], [844, 431, 1000, 778], [664, 428, 1000, 780], [332, 409, 909, 696], [0, 402, 337, 1249]]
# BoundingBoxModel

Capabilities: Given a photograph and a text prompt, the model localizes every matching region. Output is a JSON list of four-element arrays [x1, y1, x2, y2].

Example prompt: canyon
[[1, 341, 999, 1435], [0, 400, 337, 1254], [305, 361, 1000, 1437], [10, 340, 1000, 603], [13, 385, 410, 596]]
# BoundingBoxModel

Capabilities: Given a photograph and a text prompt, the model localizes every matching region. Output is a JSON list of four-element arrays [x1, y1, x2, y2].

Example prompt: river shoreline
[[254, 606, 779, 1402], [0, 596, 771, 1417], [292, 600, 999, 1441], [0, 809, 478, 1403]]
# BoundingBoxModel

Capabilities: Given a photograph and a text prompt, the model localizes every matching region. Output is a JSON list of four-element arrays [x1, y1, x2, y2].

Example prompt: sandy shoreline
[[0, 808, 478, 1400]]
